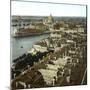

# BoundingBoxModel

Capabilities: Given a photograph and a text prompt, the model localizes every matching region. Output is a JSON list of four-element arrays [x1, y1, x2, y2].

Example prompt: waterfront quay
[[11, 30, 87, 89]]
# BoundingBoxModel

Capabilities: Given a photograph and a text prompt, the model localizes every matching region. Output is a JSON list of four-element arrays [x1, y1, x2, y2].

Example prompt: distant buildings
[[11, 15, 86, 37], [12, 16, 31, 29], [43, 14, 54, 25]]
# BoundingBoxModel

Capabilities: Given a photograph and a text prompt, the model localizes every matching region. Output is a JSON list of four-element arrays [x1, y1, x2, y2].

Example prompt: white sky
[[11, 1, 86, 17]]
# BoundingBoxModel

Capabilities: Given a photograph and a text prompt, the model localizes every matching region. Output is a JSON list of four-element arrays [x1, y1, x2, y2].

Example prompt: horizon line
[[12, 15, 86, 17]]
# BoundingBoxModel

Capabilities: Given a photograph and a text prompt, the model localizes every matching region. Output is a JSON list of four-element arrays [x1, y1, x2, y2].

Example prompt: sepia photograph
[[11, 0, 87, 89]]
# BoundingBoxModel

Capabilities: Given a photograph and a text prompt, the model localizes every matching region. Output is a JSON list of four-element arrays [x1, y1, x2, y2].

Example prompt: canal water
[[11, 34, 49, 60]]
